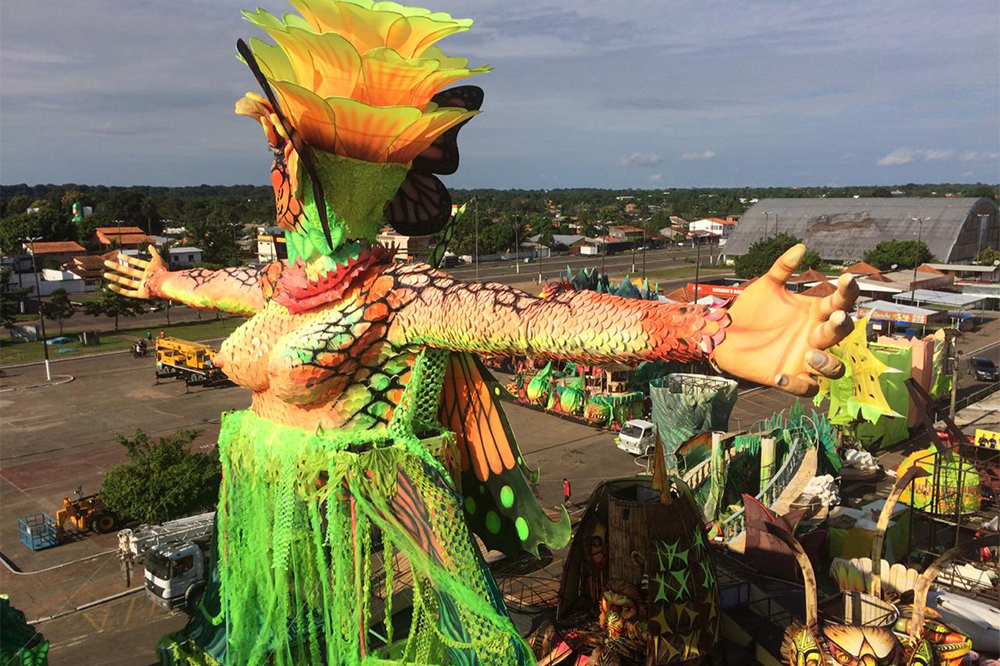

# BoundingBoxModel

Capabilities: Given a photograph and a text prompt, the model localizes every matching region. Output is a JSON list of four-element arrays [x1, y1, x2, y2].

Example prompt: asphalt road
[[443, 246, 715, 285]]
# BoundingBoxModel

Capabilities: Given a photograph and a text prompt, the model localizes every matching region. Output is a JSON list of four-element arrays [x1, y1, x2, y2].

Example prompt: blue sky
[[2, 0, 998, 188]]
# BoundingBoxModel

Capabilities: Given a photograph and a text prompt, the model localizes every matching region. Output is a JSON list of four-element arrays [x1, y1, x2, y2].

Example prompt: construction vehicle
[[55, 488, 120, 538], [155, 336, 228, 387], [118, 511, 215, 610]]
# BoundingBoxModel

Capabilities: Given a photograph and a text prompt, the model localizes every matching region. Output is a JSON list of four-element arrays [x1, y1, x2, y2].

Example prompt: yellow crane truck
[[155, 336, 229, 387]]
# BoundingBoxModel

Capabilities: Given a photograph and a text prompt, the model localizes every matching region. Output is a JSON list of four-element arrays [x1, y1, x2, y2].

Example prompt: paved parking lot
[[1, 315, 995, 664]]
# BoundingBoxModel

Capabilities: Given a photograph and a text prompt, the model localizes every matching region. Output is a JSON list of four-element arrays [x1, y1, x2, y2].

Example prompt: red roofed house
[[608, 225, 646, 241], [94, 226, 152, 250], [22, 240, 87, 266], [64, 255, 108, 281], [843, 261, 882, 277]]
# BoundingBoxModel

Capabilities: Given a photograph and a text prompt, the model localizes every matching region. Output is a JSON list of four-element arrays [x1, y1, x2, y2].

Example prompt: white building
[[167, 247, 204, 268], [689, 218, 737, 238]]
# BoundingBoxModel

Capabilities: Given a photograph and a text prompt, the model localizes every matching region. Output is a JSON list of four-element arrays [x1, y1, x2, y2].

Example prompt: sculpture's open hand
[[102, 244, 168, 300], [713, 244, 859, 396]]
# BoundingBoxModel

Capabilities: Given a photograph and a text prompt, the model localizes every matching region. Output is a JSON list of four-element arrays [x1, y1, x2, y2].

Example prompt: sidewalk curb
[[0, 374, 75, 393]]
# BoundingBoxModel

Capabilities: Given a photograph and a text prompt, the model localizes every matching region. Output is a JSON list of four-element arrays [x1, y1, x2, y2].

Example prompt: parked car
[[969, 356, 1000, 382]]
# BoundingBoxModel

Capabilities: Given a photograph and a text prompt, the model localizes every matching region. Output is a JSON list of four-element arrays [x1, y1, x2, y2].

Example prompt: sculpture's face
[[902, 640, 934, 666], [598, 582, 642, 639], [822, 625, 898, 666], [782, 624, 824, 666]]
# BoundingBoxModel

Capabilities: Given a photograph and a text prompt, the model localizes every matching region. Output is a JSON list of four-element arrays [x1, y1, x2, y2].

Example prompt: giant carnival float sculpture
[[103, 1, 861, 664]]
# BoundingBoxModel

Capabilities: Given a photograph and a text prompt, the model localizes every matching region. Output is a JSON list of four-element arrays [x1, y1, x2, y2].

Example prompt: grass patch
[[1, 316, 247, 365]]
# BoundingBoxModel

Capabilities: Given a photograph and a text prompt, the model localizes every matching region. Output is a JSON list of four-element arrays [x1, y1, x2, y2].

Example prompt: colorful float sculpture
[[103, 1, 860, 664]]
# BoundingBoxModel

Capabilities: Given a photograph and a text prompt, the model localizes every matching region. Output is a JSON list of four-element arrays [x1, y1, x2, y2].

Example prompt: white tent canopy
[[893, 289, 986, 309]]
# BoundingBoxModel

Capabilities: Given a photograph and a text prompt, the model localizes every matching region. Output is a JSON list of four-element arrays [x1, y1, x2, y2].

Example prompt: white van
[[616, 419, 656, 456]]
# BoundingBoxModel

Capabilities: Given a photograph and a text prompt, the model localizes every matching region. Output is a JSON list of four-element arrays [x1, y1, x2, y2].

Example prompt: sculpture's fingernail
[[831, 310, 846, 325], [775, 374, 789, 387], [809, 350, 825, 367]]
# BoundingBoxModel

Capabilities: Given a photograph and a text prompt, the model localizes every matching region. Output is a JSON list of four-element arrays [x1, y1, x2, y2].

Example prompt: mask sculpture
[[767, 520, 989, 666], [103, 1, 860, 664]]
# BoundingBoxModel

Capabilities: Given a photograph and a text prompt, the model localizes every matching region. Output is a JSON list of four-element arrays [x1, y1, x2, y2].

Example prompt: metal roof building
[[724, 197, 998, 263]]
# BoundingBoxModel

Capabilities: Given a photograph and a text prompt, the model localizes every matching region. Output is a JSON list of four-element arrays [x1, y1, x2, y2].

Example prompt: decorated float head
[[766, 522, 899, 666], [234, 0, 488, 270]]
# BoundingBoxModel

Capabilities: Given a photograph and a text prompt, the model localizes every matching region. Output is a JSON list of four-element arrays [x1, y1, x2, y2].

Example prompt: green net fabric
[[165, 350, 531, 666]]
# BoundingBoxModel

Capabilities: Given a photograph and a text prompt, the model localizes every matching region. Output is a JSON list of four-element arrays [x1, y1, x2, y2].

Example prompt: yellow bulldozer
[[154, 336, 229, 387]]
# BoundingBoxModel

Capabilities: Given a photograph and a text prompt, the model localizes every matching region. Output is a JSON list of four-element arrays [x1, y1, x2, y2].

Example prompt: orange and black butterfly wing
[[384, 86, 483, 236], [271, 147, 304, 232], [440, 352, 571, 557]]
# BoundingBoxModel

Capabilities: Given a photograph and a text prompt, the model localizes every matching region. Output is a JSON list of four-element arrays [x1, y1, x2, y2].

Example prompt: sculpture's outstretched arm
[[103, 245, 271, 317], [393, 245, 859, 396]]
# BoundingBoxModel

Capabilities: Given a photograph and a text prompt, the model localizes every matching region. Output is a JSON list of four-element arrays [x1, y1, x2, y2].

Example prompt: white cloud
[[876, 147, 917, 166], [619, 152, 663, 167], [922, 149, 954, 162], [681, 150, 716, 162], [961, 150, 1000, 162], [648, 173, 662, 182]]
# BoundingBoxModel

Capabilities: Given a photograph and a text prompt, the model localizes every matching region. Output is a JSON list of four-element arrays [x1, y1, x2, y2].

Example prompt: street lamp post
[[24, 237, 52, 381], [693, 239, 702, 305], [910, 216, 929, 290], [514, 216, 519, 275], [762, 211, 770, 240], [474, 198, 479, 282]]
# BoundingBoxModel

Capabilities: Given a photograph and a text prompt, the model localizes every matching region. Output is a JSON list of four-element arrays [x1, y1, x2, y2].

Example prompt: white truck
[[615, 419, 657, 456], [118, 511, 215, 610]]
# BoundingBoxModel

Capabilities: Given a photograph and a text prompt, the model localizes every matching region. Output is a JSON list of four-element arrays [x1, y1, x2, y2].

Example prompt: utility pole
[[950, 349, 961, 420], [910, 216, 928, 291], [762, 211, 770, 240], [474, 198, 479, 282], [514, 215, 520, 274], [693, 239, 702, 304], [24, 237, 52, 382]]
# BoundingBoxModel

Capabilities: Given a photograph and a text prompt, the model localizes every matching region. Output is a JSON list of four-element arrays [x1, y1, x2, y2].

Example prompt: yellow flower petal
[[325, 97, 422, 161], [281, 27, 362, 98], [386, 15, 470, 58], [418, 46, 469, 70], [270, 80, 339, 153], [411, 65, 490, 109], [355, 48, 440, 107], [247, 38, 296, 82], [387, 107, 477, 164]]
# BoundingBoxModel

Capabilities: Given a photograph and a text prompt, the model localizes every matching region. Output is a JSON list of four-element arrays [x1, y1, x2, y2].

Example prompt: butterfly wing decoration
[[440, 352, 571, 557], [384, 86, 484, 237]]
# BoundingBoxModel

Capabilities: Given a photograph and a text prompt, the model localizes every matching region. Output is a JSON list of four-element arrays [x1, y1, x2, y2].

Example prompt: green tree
[[734, 233, 822, 279], [101, 429, 221, 524], [45, 288, 75, 335], [1, 267, 29, 331], [863, 240, 933, 270], [974, 246, 1000, 266], [83, 284, 146, 331]]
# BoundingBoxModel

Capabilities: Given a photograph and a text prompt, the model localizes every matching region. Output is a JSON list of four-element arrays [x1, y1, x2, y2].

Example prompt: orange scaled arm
[[104, 247, 276, 317], [389, 264, 725, 366]]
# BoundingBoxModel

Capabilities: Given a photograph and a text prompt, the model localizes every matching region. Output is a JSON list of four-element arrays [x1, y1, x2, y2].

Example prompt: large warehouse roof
[[725, 197, 998, 263]]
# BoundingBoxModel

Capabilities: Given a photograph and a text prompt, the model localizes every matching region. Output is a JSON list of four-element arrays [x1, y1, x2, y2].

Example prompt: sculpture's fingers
[[103, 259, 123, 272], [810, 310, 854, 348], [819, 273, 859, 318], [108, 283, 139, 298], [805, 349, 845, 379], [115, 261, 146, 279], [774, 372, 819, 396], [123, 254, 151, 271], [766, 244, 806, 285], [103, 272, 141, 289], [147, 245, 167, 269]]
